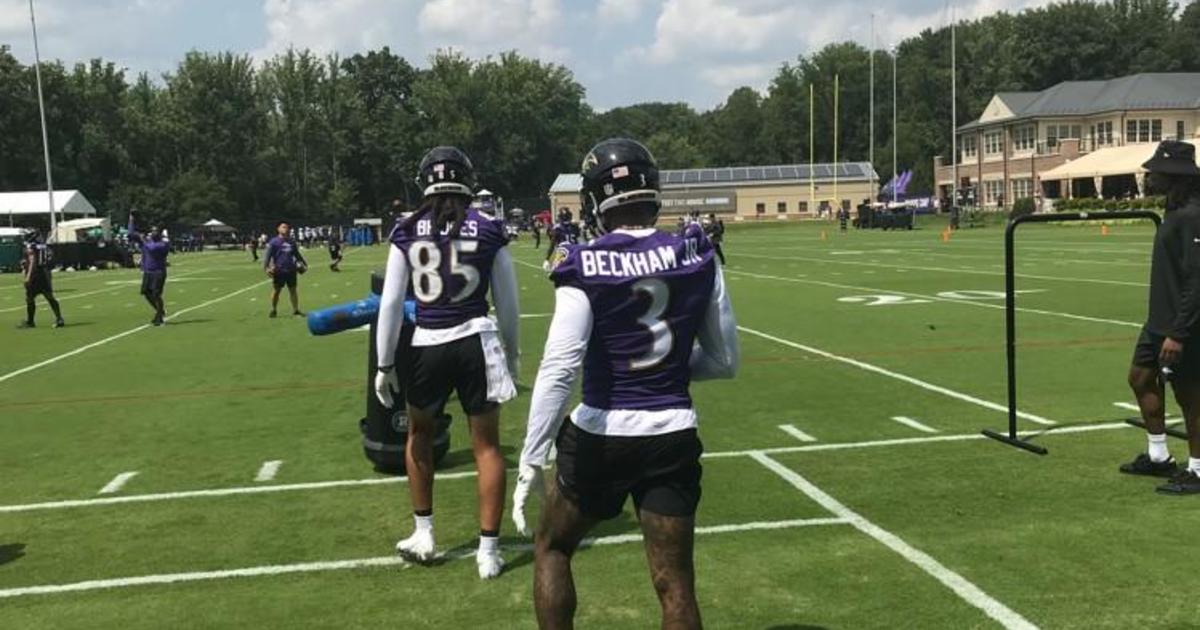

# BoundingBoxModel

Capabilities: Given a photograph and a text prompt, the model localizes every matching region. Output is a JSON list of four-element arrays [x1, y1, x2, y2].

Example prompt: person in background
[[704, 213, 727, 265], [532, 219, 542, 249], [250, 234, 260, 262], [328, 235, 344, 272], [1123, 140, 1200, 495], [128, 212, 170, 326], [18, 229, 64, 329], [264, 222, 307, 318]]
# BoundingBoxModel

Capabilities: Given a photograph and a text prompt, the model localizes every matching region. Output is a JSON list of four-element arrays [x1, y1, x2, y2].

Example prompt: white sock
[[1190, 457, 1200, 475], [479, 534, 499, 554], [1148, 433, 1170, 463], [414, 513, 433, 532]]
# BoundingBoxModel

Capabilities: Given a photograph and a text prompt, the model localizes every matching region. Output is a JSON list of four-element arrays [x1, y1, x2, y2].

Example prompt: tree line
[[0, 0, 1197, 230]]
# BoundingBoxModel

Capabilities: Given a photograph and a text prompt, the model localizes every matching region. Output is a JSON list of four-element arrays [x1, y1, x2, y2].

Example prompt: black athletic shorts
[[25, 271, 52, 299], [272, 271, 298, 289], [141, 271, 166, 299], [555, 420, 703, 520], [1133, 326, 1200, 382], [407, 334, 498, 416]]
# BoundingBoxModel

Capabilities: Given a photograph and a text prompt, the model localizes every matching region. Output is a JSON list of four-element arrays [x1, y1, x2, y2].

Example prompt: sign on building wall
[[660, 188, 737, 214]]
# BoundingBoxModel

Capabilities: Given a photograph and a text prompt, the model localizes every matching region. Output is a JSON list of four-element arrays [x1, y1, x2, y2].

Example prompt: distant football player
[[703, 213, 726, 265], [127, 212, 170, 326], [374, 146, 521, 579], [264, 222, 307, 318], [1124, 140, 1200, 494], [513, 138, 739, 628], [543, 208, 581, 270], [327, 235, 343, 272], [18, 230, 64, 329], [532, 219, 542, 249]]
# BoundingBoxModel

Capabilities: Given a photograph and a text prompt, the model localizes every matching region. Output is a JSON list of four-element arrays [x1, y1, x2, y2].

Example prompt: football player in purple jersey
[[264, 222, 307, 318], [514, 138, 739, 629], [374, 146, 521, 579], [127, 212, 170, 326], [543, 208, 582, 270]]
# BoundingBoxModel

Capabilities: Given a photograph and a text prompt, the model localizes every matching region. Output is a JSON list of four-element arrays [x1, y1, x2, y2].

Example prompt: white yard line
[[749, 452, 1039, 630], [1112, 402, 1184, 425], [0, 268, 214, 313], [736, 251, 1146, 288], [254, 461, 284, 482], [0, 280, 270, 386], [891, 416, 939, 434], [725, 268, 1141, 329], [98, 472, 138, 495], [0, 421, 1143, 514], [778, 424, 818, 442], [739, 325, 1057, 425], [0, 517, 849, 599]]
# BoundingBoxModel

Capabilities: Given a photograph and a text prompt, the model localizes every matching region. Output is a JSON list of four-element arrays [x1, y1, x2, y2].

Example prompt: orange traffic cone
[[941, 229, 950, 243], [820, 230, 827, 241], [1101, 224, 1110, 236]]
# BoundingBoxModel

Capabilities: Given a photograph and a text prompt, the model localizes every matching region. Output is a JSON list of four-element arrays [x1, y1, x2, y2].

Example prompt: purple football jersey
[[390, 208, 509, 329], [552, 224, 716, 411], [551, 222, 581, 246], [266, 237, 302, 273]]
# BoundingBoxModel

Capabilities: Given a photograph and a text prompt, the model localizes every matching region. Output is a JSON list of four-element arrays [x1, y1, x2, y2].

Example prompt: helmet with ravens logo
[[579, 138, 660, 233], [416, 146, 475, 198]]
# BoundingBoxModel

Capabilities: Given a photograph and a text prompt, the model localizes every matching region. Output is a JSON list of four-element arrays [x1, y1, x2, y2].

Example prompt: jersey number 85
[[408, 240, 480, 303]]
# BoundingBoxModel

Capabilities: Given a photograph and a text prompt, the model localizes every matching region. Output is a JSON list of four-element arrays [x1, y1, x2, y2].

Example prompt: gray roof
[[960, 73, 1200, 132], [549, 162, 877, 193]]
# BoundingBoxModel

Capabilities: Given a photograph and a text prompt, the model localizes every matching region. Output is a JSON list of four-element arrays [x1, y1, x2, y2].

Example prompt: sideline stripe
[[254, 461, 283, 483], [891, 416, 939, 434], [0, 517, 849, 599], [750, 452, 1039, 630], [0, 267, 215, 313], [0, 421, 1143, 515], [736, 251, 1145, 288], [739, 325, 1057, 425], [98, 472, 138, 495], [0, 279, 270, 385], [1112, 402, 1184, 425], [778, 424, 818, 442], [725, 269, 1141, 329]]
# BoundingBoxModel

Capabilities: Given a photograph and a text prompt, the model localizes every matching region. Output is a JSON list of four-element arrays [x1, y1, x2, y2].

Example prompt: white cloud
[[597, 0, 642, 24], [419, 0, 561, 43], [698, 62, 773, 92], [256, 0, 417, 60]]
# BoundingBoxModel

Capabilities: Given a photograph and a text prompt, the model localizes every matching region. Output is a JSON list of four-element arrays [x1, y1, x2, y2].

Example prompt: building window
[[1013, 126, 1036, 152], [755, 203, 765, 215], [1126, 118, 1162, 143], [1092, 121, 1114, 146], [984, 180, 1005, 206], [1045, 124, 1080, 149], [799, 201, 808, 213], [984, 132, 1003, 155], [960, 135, 977, 160], [777, 201, 787, 214], [1178, 120, 1187, 140], [1012, 177, 1034, 201]]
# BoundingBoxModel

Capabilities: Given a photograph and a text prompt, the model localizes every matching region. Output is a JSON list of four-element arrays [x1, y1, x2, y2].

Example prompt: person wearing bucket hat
[[1123, 139, 1200, 495]]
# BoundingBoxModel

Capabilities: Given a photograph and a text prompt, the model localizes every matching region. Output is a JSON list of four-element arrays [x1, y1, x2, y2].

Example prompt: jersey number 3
[[630, 278, 674, 370], [409, 241, 480, 303]]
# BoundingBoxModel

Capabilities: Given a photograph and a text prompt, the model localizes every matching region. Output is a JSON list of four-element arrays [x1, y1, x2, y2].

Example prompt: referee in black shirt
[[1123, 140, 1200, 494]]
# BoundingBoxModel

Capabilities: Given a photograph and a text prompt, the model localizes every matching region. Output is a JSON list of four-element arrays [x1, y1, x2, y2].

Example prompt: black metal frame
[[983, 210, 1163, 455]]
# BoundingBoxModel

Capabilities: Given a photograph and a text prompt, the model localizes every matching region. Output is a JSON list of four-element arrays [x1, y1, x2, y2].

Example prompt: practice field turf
[[1, 219, 1196, 629]]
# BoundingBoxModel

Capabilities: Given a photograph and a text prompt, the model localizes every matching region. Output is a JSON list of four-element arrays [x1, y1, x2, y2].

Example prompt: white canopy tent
[[200, 218, 236, 233], [54, 217, 110, 243], [0, 190, 97, 223], [1041, 141, 1197, 199]]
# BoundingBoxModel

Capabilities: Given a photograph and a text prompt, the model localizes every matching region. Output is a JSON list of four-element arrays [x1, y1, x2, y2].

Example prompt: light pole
[[892, 45, 898, 206], [29, 0, 57, 236]]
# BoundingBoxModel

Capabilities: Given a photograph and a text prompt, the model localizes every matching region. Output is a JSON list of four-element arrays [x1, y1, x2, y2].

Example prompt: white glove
[[374, 368, 399, 408], [512, 462, 544, 537], [541, 260, 550, 271]]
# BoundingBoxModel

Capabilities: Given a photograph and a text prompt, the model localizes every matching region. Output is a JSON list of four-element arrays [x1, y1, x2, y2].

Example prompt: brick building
[[934, 73, 1200, 207]]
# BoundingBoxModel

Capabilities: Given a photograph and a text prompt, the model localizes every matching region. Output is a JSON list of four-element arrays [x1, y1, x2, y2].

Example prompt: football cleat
[[1119, 453, 1179, 478], [1157, 469, 1200, 495], [476, 548, 504, 580], [395, 529, 436, 563]]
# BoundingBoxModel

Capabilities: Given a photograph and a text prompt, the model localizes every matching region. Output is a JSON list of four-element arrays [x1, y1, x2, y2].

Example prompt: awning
[[200, 218, 236, 233], [1041, 142, 1195, 181]]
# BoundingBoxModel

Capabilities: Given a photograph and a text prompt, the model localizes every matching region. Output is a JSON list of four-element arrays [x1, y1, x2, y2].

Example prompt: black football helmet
[[417, 146, 475, 198], [580, 138, 660, 233], [557, 207, 573, 223]]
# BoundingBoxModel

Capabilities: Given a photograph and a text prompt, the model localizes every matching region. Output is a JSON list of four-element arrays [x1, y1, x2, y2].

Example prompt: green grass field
[[1, 218, 1195, 629]]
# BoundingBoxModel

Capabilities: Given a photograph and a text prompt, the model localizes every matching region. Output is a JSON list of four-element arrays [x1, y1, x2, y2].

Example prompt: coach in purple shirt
[[128, 212, 169, 326], [264, 222, 307, 318]]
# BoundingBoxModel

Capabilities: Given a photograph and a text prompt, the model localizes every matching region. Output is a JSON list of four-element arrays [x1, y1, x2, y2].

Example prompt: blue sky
[[0, 0, 1050, 110]]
